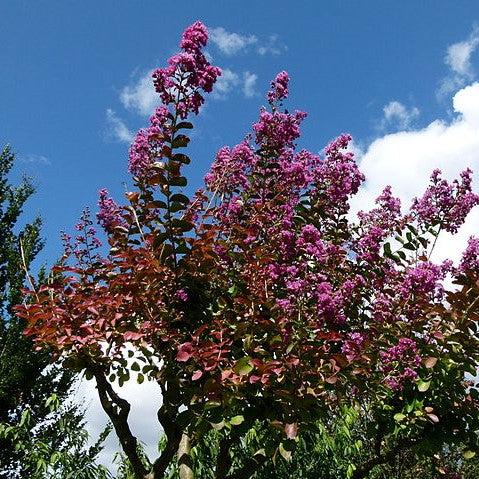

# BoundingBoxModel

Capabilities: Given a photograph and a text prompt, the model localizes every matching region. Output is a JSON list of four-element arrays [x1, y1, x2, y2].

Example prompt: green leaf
[[137, 373, 144, 384], [417, 380, 431, 392], [463, 450, 476, 460], [171, 218, 194, 232], [278, 442, 292, 461], [153, 232, 169, 248], [211, 421, 225, 430], [406, 224, 418, 235], [346, 463, 356, 479], [159, 243, 175, 260], [175, 121, 194, 131], [172, 135, 190, 148], [393, 413, 406, 422], [131, 362, 140, 371], [170, 201, 186, 213], [230, 415, 245, 426], [172, 153, 191, 164], [175, 243, 190, 254], [171, 193, 190, 204], [233, 357, 253, 376], [19, 409, 30, 427], [168, 176, 188, 187]]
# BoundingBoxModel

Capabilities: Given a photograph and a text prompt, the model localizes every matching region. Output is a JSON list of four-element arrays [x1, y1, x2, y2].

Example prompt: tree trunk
[[178, 433, 194, 479]]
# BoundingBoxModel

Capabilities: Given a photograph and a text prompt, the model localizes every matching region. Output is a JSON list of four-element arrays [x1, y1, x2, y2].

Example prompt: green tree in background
[[0, 145, 110, 478], [156, 407, 479, 479]]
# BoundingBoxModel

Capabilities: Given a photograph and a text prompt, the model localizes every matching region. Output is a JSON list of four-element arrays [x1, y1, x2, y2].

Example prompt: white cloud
[[106, 109, 134, 143], [213, 68, 240, 99], [81, 377, 162, 472], [257, 34, 285, 56], [381, 100, 420, 130], [352, 81, 479, 265], [212, 69, 258, 99], [242, 71, 258, 98], [446, 30, 479, 77], [438, 27, 479, 98], [209, 27, 257, 55], [209, 27, 285, 57], [20, 154, 51, 165], [120, 71, 159, 116]]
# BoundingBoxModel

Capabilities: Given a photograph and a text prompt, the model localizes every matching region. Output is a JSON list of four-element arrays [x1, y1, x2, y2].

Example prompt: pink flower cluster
[[97, 188, 124, 232], [204, 142, 255, 193], [152, 21, 221, 119], [128, 23, 220, 181], [411, 168, 479, 233], [267, 71, 289, 104], [398, 261, 445, 302], [128, 106, 170, 179], [68, 208, 102, 266], [356, 187, 402, 264], [358, 186, 402, 231], [459, 236, 479, 275], [253, 109, 307, 152], [342, 332, 367, 361], [380, 338, 421, 390], [315, 134, 365, 215]]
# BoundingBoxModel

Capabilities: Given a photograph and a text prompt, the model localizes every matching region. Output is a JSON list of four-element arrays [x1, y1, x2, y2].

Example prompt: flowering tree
[[16, 22, 479, 479]]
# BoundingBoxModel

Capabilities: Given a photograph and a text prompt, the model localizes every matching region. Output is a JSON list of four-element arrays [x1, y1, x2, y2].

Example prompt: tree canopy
[[16, 22, 479, 479]]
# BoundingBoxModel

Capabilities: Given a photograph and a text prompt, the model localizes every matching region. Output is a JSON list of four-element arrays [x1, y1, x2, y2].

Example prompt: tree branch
[[178, 432, 194, 479], [92, 368, 147, 479], [215, 436, 233, 479], [223, 453, 267, 479], [150, 401, 182, 478], [352, 436, 417, 479]]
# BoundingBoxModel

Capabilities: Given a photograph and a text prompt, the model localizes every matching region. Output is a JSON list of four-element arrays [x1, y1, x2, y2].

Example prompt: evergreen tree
[[0, 145, 110, 478]]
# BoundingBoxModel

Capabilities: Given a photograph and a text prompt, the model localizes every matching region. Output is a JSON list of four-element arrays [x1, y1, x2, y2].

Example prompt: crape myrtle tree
[[0, 146, 110, 478], [16, 22, 479, 479]]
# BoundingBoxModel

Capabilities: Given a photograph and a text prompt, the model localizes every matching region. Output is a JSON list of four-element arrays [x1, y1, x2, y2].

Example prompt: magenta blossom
[[268, 71, 290, 103], [97, 189, 124, 232], [459, 236, 479, 275], [411, 168, 479, 233]]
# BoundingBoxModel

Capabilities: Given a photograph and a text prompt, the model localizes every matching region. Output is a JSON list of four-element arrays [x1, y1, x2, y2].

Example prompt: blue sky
[[2, 0, 479, 265]]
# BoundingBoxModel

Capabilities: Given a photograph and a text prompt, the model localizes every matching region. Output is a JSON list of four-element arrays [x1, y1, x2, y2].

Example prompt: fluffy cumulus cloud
[[242, 71, 258, 98], [438, 26, 479, 98], [212, 68, 240, 98], [209, 27, 257, 55], [120, 71, 159, 116], [257, 34, 285, 56], [105, 109, 134, 143], [209, 26, 285, 56], [212, 68, 258, 99], [352, 82, 479, 265], [381, 100, 420, 130]]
